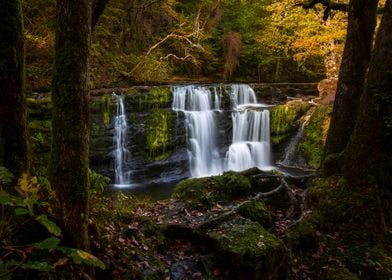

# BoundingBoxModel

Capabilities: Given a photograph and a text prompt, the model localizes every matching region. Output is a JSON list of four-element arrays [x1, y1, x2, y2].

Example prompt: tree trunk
[[50, 0, 91, 250], [344, 0, 392, 224], [323, 0, 378, 170], [0, 0, 30, 180]]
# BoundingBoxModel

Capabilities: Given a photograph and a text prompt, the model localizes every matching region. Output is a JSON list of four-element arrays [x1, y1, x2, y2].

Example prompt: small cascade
[[214, 87, 222, 111], [172, 86, 223, 177], [225, 84, 271, 171], [112, 94, 131, 186], [231, 84, 257, 107], [278, 114, 311, 168]]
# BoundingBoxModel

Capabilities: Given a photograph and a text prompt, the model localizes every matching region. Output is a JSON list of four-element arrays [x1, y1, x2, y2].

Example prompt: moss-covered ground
[[86, 170, 392, 280]]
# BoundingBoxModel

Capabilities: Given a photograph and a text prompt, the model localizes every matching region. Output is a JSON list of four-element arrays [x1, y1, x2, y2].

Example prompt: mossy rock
[[270, 100, 311, 144], [172, 172, 252, 208], [299, 105, 332, 169], [237, 200, 273, 228], [138, 86, 171, 111], [320, 267, 359, 280], [145, 109, 174, 160], [238, 168, 282, 193], [284, 220, 317, 252], [208, 218, 287, 279]]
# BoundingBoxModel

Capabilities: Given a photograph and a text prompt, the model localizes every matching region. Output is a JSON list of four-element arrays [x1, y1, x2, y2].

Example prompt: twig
[[0, 248, 27, 278]]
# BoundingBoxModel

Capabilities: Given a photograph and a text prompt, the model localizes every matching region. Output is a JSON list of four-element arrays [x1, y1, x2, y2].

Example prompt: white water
[[112, 94, 131, 186], [225, 84, 272, 172], [173, 84, 272, 178], [278, 114, 311, 168], [172, 86, 223, 177]]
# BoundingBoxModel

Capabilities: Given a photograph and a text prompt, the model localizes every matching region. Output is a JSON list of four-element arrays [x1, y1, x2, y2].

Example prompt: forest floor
[[90, 169, 312, 279], [90, 169, 392, 280]]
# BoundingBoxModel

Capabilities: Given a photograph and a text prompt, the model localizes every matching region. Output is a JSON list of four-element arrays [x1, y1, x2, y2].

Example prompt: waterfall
[[173, 84, 272, 177], [277, 114, 311, 168], [225, 84, 271, 171], [172, 86, 223, 177], [231, 84, 257, 107], [112, 94, 131, 185]]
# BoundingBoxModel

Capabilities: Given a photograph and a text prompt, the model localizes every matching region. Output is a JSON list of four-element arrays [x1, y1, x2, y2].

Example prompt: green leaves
[[15, 207, 30, 215], [33, 237, 60, 250], [22, 261, 53, 272], [0, 191, 24, 206], [58, 247, 106, 269], [0, 167, 14, 185], [36, 214, 62, 236]]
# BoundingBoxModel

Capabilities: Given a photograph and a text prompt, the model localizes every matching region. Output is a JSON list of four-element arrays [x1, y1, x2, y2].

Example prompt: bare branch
[[201, 0, 222, 30], [160, 54, 194, 61], [298, 0, 348, 20]]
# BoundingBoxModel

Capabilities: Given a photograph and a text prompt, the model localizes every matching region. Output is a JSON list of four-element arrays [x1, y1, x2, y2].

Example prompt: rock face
[[89, 86, 190, 185], [28, 83, 321, 188]]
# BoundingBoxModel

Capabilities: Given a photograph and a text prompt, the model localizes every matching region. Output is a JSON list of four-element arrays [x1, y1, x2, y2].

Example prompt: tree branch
[[300, 0, 348, 20]]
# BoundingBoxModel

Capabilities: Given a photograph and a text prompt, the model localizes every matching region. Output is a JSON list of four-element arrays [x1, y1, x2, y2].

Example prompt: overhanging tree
[[323, 0, 379, 169], [344, 0, 392, 224]]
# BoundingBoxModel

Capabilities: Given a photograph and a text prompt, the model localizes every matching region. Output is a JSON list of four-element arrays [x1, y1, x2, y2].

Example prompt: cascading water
[[173, 84, 272, 178], [112, 94, 131, 186], [172, 86, 223, 178], [278, 114, 311, 168], [225, 84, 272, 172]]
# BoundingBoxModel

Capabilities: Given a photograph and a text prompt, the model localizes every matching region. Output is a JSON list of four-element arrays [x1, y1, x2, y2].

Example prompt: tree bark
[[50, 0, 91, 250], [0, 0, 30, 180], [344, 0, 392, 223], [92, 0, 109, 29], [323, 0, 378, 170]]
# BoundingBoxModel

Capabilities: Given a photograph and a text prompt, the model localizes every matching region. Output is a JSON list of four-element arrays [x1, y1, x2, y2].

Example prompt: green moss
[[237, 200, 273, 227], [208, 218, 286, 278], [284, 220, 317, 251], [270, 101, 311, 144], [300, 105, 331, 169], [101, 95, 111, 126], [139, 86, 171, 111], [173, 172, 252, 207], [145, 109, 173, 160], [125, 87, 139, 96], [307, 177, 369, 234]]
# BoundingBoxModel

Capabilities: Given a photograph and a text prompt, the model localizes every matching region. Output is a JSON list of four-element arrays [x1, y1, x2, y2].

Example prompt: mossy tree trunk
[[323, 0, 378, 169], [50, 0, 92, 250], [0, 0, 30, 180], [344, 0, 392, 225]]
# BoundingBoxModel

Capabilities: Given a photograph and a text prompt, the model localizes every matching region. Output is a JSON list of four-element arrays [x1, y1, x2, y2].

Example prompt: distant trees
[[0, 0, 30, 181]]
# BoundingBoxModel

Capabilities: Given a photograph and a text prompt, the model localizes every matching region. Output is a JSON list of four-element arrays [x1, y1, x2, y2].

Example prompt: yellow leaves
[[321, 116, 331, 144], [18, 173, 38, 195]]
